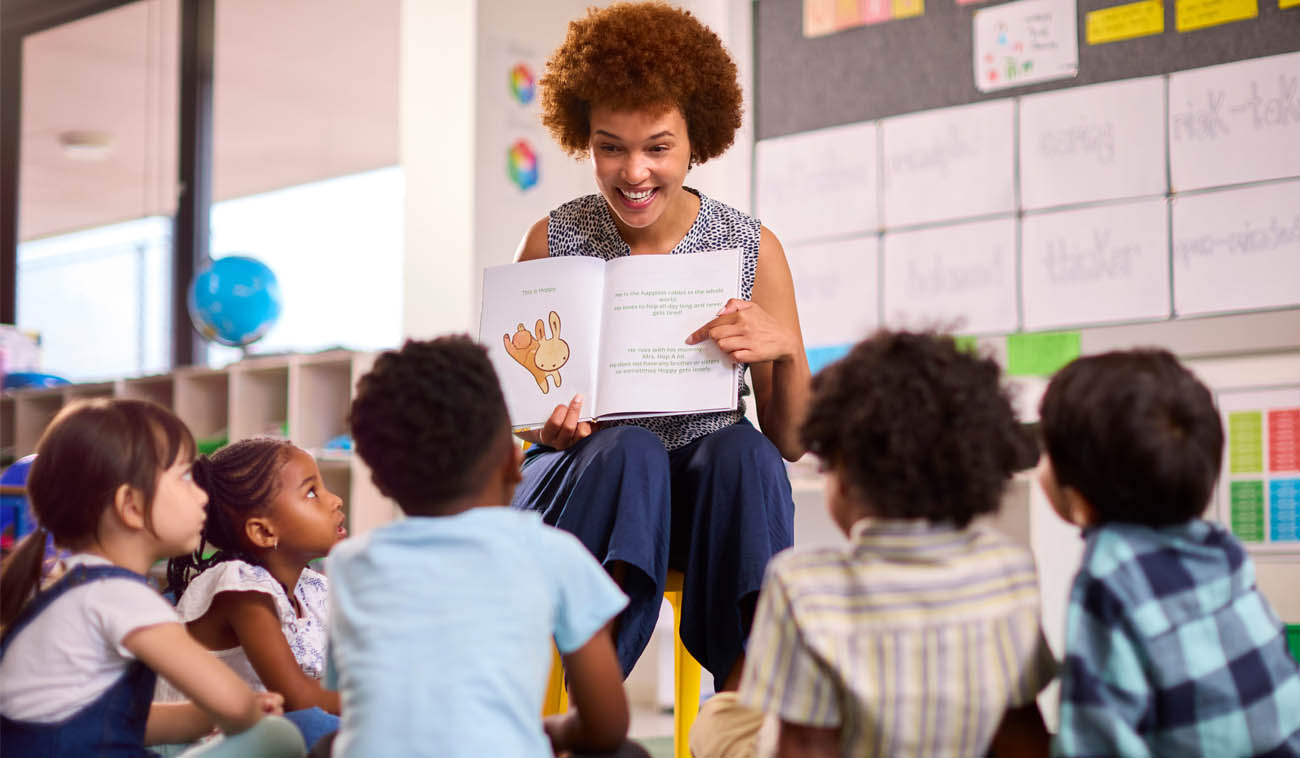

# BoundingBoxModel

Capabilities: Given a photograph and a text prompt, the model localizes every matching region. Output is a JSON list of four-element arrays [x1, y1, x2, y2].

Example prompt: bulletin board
[[751, 0, 1300, 363], [755, 0, 1300, 139]]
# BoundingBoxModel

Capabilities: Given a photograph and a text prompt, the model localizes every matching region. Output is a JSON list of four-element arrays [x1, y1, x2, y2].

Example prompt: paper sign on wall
[[1172, 179, 1300, 317], [1216, 385, 1300, 551], [1021, 199, 1170, 331], [882, 216, 1018, 334], [974, 0, 1079, 93], [755, 122, 878, 244], [1176, 0, 1258, 32], [787, 237, 880, 350], [1019, 77, 1166, 210], [881, 100, 1015, 228], [1169, 52, 1300, 193], [1086, 0, 1165, 44]]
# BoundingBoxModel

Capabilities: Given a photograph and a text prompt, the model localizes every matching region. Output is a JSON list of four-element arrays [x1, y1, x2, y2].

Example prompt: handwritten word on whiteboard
[[1019, 77, 1166, 210], [1021, 199, 1170, 330], [882, 216, 1018, 334], [881, 100, 1015, 229], [755, 122, 877, 244], [1173, 179, 1300, 317], [787, 237, 880, 348], [1169, 51, 1300, 192]]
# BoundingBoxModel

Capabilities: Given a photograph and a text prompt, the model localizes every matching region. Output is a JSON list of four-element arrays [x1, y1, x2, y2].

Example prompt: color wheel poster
[[1217, 385, 1300, 552]]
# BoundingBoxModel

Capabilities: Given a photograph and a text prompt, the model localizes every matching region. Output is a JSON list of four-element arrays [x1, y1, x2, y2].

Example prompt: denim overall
[[1, 564, 160, 757]]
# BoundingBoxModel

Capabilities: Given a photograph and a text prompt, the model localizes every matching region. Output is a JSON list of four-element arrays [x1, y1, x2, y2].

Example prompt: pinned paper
[[1086, 0, 1165, 44], [1176, 0, 1258, 31], [893, 0, 925, 18], [1005, 331, 1081, 376], [974, 0, 1079, 92], [1284, 0, 1300, 8]]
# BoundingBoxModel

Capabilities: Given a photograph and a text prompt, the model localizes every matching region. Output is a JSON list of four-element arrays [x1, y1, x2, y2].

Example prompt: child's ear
[[113, 484, 147, 531], [244, 517, 279, 550], [1061, 486, 1099, 528]]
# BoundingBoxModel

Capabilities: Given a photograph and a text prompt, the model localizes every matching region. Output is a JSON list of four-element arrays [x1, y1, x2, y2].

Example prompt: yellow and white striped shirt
[[738, 518, 1056, 757]]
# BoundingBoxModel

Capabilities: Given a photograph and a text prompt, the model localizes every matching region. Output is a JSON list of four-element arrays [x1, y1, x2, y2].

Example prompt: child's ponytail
[[165, 438, 293, 600], [1, 527, 51, 631]]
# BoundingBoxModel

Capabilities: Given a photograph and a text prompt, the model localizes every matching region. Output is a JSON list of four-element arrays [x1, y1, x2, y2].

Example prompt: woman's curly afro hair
[[801, 331, 1035, 527], [540, 2, 743, 165]]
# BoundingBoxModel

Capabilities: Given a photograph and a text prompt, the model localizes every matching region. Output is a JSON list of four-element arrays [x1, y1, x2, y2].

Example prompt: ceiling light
[[57, 130, 114, 161]]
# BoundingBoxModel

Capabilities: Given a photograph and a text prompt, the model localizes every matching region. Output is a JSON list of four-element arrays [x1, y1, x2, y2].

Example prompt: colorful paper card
[[1086, 0, 1166, 44], [973, 0, 1079, 93], [1176, 0, 1258, 31], [1005, 331, 1081, 376], [1217, 385, 1300, 550]]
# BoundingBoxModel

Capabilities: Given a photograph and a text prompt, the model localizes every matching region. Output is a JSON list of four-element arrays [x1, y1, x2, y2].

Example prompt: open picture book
[[479, 249, 742, 430]]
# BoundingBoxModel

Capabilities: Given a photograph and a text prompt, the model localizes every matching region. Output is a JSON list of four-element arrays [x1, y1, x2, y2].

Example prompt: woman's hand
[[686, 299, 799, 365], [533, 394, 596, 451]]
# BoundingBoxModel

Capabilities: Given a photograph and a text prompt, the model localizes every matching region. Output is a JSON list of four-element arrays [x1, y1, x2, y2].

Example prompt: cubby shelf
[[1, 350, 396, 535]]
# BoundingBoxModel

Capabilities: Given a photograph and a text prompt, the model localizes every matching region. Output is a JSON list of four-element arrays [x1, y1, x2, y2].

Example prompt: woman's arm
[[543, 625, 628, 754], [687, 226, 811, 460], [124, 621, 281, 736], [219, 591, 342, 714]]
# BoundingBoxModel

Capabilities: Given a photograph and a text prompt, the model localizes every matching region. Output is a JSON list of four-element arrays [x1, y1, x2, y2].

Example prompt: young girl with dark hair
[[160, 437, 346, 749], [0, 398, 303, 758]]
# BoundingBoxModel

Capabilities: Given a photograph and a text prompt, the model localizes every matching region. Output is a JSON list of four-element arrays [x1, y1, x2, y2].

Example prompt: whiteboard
[[881, 100, 1016, 228], [882, 216, 1018, 334], [754, 121, 877, 244], [1021, 199, 1170, 330], [1173, 179, 1300, 317], [1169, 51, 1300, 193], [786, 236, 880, 348], [1019, 76, 1166, 210]]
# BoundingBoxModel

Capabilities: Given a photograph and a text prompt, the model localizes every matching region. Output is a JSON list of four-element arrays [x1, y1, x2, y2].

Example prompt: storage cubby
[[1, 350, 395, 537], [229, 360, 290, 442], [120, 375, 175, 410]]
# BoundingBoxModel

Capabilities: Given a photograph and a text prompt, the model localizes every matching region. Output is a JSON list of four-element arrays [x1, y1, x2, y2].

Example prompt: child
[[324, 336, 646, 757], [160, 438, 347, 749], [702, 331, 1056, 757], [1038, 349, 1300, 756], [0, 398, 304, 757]]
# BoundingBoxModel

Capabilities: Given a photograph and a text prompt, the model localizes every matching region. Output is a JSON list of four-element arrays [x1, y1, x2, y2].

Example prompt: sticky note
[[893, 0, 925, 18], [1229, 411, 1264, 474], [1005, 331, 1081, 376], [1282, 0, 1300, 8], [1086, 0, 1165, 44], [1176, 0, 1258, 31]]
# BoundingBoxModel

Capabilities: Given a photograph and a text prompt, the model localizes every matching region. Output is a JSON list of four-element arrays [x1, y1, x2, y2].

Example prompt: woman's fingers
[[541, 395, 585, 449]]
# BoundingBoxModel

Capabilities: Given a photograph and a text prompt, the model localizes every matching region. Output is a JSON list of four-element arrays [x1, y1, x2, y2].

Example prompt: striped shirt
[[738, 518, 1055, 757]]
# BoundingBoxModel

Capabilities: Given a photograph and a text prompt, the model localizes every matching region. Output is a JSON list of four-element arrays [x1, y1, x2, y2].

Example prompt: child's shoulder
[[176, 559, 293, 624]]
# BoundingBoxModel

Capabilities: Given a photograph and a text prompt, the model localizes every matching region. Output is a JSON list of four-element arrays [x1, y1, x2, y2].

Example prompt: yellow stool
[[544, 569, 702, 758]]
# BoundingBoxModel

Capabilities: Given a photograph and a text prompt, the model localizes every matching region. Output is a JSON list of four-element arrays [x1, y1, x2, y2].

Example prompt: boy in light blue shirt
[[322, 336, 645, 758]]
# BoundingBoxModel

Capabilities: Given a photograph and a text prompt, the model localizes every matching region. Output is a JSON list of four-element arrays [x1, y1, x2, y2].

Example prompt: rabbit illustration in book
[[503, 311, 569, 394]]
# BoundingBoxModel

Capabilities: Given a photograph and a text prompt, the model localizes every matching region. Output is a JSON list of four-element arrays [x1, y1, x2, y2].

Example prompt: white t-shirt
[[0, 553, 180, 723]]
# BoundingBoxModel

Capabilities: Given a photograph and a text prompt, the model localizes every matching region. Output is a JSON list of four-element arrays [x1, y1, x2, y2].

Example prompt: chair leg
[[544, 643, 568, 716], [667, 589, 702, 758]]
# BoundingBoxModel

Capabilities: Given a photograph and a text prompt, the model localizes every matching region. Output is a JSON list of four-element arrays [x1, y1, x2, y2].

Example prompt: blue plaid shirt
[[1054, 520, 1300, 757]]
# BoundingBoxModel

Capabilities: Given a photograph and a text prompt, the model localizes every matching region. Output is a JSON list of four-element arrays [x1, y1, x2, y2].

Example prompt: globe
[[188, 256, 283, 347]]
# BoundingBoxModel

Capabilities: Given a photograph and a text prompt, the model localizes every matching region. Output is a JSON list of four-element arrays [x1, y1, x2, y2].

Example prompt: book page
[[479, 256, 606, 429], [595, 249, 740, 419]]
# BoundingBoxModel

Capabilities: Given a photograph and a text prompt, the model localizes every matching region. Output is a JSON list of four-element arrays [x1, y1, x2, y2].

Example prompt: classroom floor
[[630, 707, 674, 758]]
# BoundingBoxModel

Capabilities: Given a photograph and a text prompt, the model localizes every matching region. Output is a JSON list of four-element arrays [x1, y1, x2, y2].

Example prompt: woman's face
[[588, 104, 692, 234]]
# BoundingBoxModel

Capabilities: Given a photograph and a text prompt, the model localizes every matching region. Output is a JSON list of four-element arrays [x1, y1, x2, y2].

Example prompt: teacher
[[511, 1, 811, 693]]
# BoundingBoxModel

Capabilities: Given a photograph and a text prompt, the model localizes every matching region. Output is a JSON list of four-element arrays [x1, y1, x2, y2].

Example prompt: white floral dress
[[155, 560, 329, 700]]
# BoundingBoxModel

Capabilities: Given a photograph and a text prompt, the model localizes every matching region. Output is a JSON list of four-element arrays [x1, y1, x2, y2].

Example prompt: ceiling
[[17, 0, 399, 241]]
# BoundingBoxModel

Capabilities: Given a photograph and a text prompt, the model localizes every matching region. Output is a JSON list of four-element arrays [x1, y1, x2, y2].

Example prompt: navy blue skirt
[[511, 419, 795, 688]]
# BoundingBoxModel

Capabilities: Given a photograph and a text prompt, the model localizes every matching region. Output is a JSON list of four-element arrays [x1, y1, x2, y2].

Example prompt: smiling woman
[[509, 1, 813, 700]]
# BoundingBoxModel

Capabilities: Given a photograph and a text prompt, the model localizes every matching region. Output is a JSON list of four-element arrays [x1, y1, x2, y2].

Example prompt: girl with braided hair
[[159, 438, 346, 750]]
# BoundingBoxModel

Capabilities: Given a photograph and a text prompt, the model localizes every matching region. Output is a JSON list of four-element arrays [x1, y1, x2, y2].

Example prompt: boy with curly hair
[[322, 337, 647, 758], [694, 330, 1055, 757], [1039, 349, 1300, 756]]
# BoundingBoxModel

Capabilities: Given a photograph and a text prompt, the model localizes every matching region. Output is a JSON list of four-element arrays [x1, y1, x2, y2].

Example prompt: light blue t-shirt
[[325, 507, 627, 758]]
